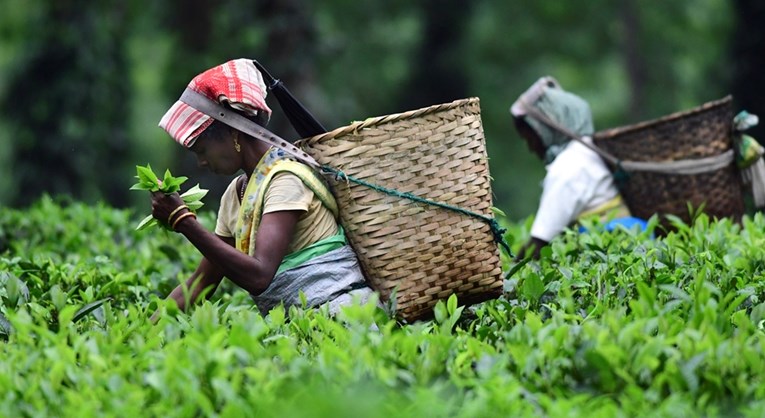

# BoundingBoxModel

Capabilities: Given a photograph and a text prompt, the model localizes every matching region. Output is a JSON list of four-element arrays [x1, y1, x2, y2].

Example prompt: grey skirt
[[251, 244, 375, 315]]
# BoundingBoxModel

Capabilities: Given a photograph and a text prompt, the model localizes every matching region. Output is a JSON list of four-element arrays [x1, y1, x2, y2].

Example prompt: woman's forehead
[[191, 123, 225, 148]]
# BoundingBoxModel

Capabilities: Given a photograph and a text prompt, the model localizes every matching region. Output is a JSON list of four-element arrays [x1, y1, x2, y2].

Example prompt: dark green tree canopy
[[0, 0, 759, 220]]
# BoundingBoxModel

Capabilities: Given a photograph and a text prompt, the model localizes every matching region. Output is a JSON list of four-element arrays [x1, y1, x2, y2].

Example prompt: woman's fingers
[[150, 192, 184, 222]]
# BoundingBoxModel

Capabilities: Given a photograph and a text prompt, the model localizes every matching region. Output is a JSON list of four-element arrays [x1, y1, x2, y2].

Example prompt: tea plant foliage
[[130, 164, 208, 231], [2, 196, 765, 417]]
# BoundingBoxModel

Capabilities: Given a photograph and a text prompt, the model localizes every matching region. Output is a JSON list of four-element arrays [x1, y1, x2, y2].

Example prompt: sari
[[234, 147, 372, 313]]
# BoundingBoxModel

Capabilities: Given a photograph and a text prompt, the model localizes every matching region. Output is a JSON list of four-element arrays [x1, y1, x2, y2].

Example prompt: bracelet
[[167, 205, 189, 225], [171, 211, 196, 230]]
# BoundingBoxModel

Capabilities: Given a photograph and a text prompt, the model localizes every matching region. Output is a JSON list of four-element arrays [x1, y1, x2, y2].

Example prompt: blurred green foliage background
[[0, 0, 762, 221]]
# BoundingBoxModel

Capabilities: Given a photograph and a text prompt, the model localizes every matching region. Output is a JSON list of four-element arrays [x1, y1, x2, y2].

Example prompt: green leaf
[[4, 274, 22, 307], [181, 184, 208, 202], [129, 183, 153, 191], [505, 257, 530, 279], [136, 215, 157, 231], [680, 353, 705, 393], [433, 300, 447, 324], [584, 348, 617, 391], [524, 310, 542, 332], [136, 165, 159, 187], [74, 298, 111, 323], [446, 293, 458, 315], [160, 170, 187, 193], [490, 206, 507, 217], [0, 312, 12, 337], [658, 285, 691, 303], [522, 273, 545, 302], [57, 305, 77, 327], [49, 284, 67, 312], [186, 201, 204, 211], [131, 165, 200, 231]]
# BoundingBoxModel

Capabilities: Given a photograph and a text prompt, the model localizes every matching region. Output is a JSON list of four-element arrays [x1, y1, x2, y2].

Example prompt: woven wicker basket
[[296, 98, 503, 322], [593, 96, 745, 231]]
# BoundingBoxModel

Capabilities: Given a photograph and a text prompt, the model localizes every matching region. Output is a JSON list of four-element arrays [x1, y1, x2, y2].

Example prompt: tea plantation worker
[[510, 76, 646, 260], [149, 58, 375, 319]]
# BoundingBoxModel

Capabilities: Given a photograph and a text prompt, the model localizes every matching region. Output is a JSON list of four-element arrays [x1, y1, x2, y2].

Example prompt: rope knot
[[488, 218, 513, 257]]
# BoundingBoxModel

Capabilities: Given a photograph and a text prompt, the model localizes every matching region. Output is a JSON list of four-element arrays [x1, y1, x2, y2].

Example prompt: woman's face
[[189, 125, 242, 175], [513, 117, 546, 160]]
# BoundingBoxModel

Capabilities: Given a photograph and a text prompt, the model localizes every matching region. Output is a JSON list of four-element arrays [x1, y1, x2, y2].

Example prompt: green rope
[[321, 165, 513, 257], [612, 161, 631, 191]]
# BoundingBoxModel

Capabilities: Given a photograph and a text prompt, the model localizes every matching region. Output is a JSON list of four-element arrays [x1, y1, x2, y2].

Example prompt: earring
[[234, 137, 241, 153]]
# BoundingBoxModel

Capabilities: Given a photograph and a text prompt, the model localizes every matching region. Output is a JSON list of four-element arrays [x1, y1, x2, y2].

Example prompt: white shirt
[[530, 138, 620, 242]]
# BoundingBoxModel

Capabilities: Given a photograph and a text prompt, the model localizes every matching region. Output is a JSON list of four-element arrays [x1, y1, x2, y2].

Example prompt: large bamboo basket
[[593, 96, 745, 231], [296, 98, 503, 322]]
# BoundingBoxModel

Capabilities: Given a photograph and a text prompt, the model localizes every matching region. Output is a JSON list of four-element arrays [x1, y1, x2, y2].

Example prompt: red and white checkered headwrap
[[159, 59, 272, 147]]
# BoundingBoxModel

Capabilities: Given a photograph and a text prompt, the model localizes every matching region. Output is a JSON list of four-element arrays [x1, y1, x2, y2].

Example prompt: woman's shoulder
[[548, 142, 610, 176], [269, 171, 309, 189]]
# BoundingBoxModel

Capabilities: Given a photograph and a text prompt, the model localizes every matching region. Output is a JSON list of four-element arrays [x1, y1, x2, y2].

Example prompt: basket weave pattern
[[297, 98, 503, 321], [593, 96, 744, 228]]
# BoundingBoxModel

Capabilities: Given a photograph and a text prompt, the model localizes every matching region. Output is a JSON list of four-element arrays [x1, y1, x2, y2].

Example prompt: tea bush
[[1, 195, 765, 417]]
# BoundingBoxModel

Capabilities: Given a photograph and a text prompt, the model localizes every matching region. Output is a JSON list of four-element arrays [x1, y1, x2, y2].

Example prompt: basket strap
[[180, 88, 321, 168], [321, 165, 513, 258], [617, 150, 734, 175], [521, 100, 734, 175], [520, 100, 621, 165]]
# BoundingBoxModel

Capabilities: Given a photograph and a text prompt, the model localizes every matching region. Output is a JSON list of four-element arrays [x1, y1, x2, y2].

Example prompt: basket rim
[[593, 95, 732, 140], [299, 97, 481, 144]]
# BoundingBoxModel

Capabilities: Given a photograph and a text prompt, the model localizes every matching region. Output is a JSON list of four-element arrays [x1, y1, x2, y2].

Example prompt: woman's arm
[[150, 236, 232, 323], [167, 236, 234, 309], [515, 237, 550, 261], [173, 211, 299, 294], [151, 190, 298, 296]]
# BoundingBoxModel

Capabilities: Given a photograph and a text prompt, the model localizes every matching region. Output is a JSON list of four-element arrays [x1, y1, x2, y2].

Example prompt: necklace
[[239, 175, 249, 202]]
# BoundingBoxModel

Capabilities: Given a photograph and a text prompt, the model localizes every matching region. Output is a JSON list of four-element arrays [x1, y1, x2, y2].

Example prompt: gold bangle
[[167, 205, 189, 225], [172, 211, 196, 231]]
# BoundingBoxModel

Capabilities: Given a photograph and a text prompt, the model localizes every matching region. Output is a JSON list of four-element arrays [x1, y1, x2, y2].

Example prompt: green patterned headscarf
[[522, 87, 594, 165]]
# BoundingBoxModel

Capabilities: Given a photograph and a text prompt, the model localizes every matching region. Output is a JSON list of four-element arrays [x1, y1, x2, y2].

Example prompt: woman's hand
[[151, 191, 188, 227], [514, 237, 549, 261]]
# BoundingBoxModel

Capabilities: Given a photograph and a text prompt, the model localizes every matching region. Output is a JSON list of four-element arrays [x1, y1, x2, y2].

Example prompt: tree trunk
[[620, 0, 648, 121], [258, 0, 322, 141], [398, 0, 474, 111], [731, 0, 765, 142]]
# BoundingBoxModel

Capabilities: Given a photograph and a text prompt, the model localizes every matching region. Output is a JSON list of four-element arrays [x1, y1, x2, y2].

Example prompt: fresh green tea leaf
[[180, 184, 208, 202], [130, 165, 207, 231], [136, 214, 157, 231], [74, 298, 111, 323]]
